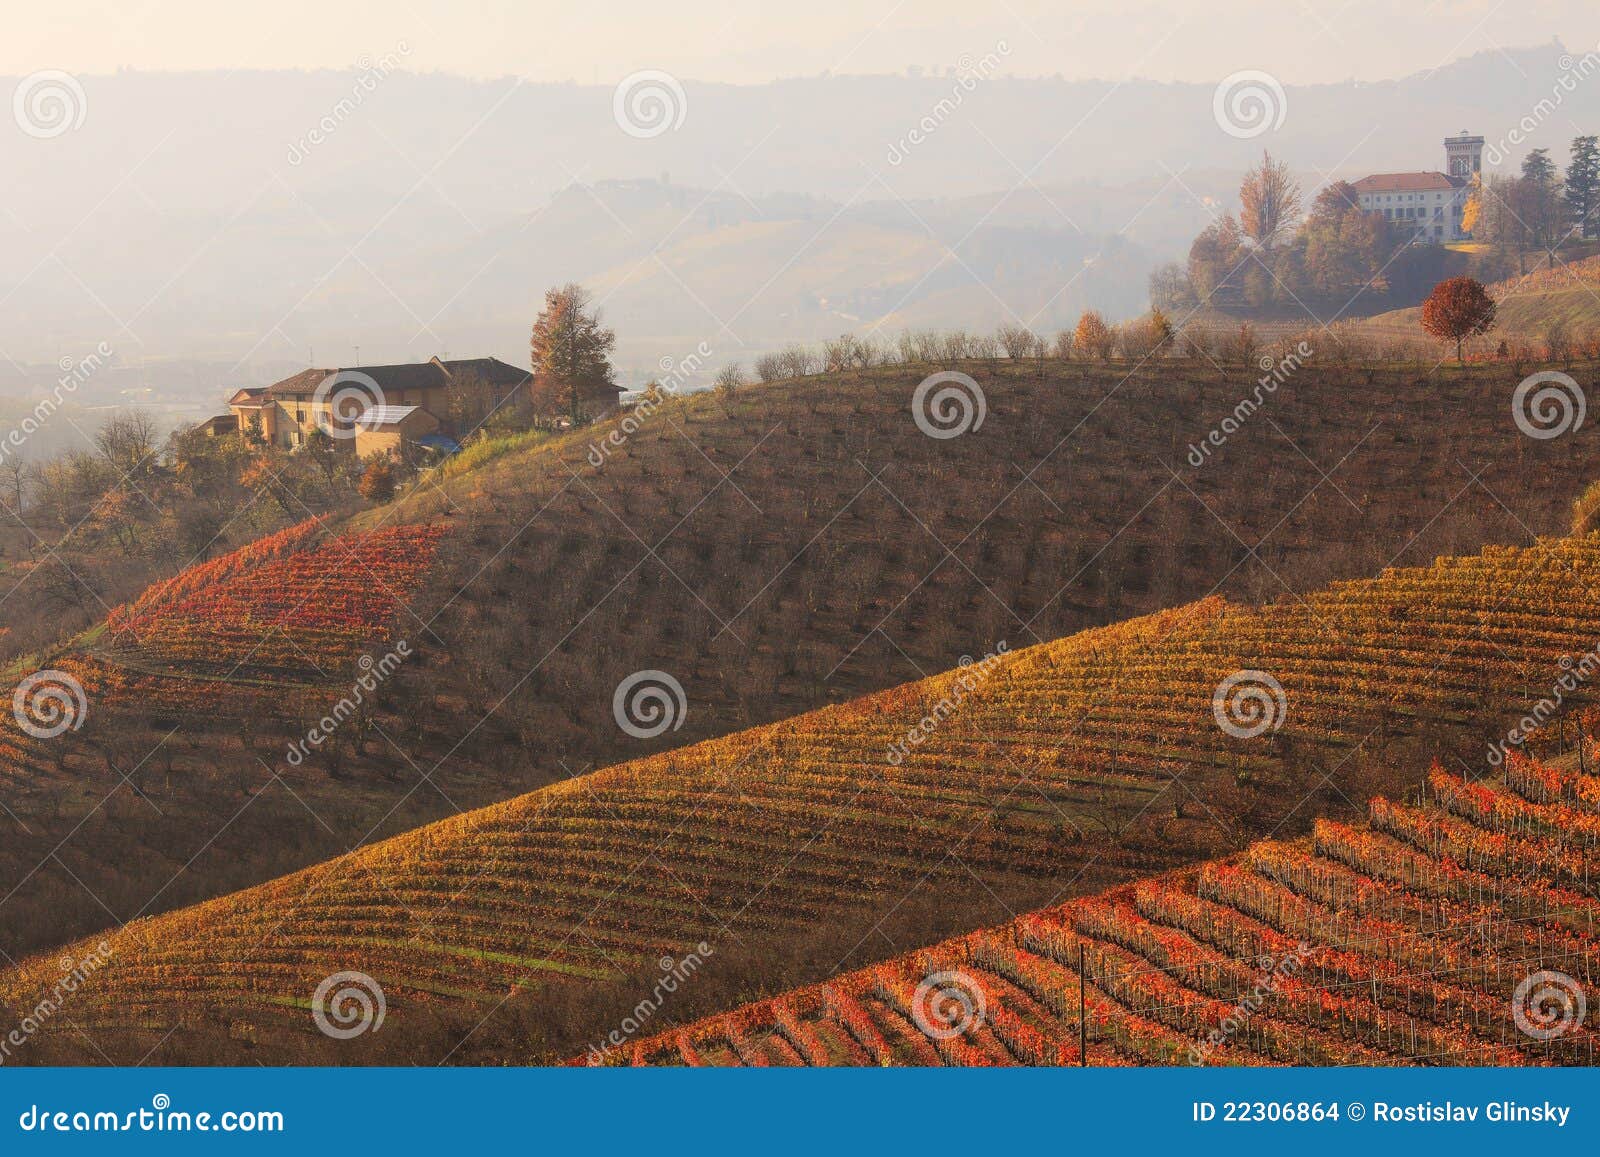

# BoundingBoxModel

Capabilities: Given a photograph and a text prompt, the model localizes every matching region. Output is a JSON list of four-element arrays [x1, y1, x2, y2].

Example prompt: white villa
[[1352, 132, 1483, 244]]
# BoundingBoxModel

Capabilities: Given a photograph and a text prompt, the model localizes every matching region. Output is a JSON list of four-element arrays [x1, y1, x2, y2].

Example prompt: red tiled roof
[[1352, 171, 1466, 193]]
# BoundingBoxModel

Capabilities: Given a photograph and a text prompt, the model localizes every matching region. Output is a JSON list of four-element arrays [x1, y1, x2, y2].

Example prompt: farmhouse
[[1352, 132, 1483, 244], [218, 356, 532, 457]]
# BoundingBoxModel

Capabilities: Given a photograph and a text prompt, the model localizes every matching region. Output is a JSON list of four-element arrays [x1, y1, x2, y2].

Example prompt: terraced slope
[[2, 359, 1584, 963], [9, 531, 1600, 1063], [608, 755, 1600, 1067], [0, 516, 442, 784]]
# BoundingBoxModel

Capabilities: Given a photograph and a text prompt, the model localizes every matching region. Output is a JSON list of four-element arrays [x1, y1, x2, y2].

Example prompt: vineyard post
[[1078, 941, 1087, 1067]]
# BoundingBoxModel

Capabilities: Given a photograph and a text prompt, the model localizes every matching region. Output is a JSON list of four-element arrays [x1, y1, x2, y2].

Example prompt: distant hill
[[12, 526, 1600, 1062], [603, 755, 1600, 1067], [1, 43, 1593, 382]]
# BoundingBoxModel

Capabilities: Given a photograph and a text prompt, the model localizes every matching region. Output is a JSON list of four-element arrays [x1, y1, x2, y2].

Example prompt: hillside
[[2, 358, 1587, 964], [1353, 255, 1600, 354], [11, 529, 1600, 1062], [604, 755, 1600, 1067]]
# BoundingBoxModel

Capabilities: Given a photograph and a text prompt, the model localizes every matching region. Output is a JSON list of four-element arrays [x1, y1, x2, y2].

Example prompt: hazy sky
[[4, 0, 1596, 85]]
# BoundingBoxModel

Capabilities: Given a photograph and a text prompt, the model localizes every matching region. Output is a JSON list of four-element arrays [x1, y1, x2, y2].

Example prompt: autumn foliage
[[1421, 276, 1498, 362]]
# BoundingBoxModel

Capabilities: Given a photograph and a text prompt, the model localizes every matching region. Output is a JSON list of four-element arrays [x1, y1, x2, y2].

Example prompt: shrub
[[358, 456, 397, 503], [1074, 311, 1116, 361]]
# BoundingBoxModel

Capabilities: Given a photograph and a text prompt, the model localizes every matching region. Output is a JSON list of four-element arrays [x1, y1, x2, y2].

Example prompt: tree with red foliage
[[1421, 276, 1497, 363]]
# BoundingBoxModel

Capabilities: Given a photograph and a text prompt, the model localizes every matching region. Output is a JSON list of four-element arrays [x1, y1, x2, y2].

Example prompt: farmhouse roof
[[357, 405, 429, 429], [260, 357, 533, 400], [1352, 172, 1466, 193]]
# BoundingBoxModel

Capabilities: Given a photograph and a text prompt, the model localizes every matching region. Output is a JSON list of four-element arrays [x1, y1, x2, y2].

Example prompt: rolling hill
[[2, 358, 1588, 965], [603, 754, 1600, 1067], [9, 526, 1600, 1063], [1353, 255, 1600, 354]]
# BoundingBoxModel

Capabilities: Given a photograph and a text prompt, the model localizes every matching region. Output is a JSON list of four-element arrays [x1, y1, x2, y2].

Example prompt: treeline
[[1152, 153, 1460, 316], [0, 413, 374, 660], [1154, 138, 1600, 318], [1467, 136, 1600, 259], [709, 312, 1600, 396]]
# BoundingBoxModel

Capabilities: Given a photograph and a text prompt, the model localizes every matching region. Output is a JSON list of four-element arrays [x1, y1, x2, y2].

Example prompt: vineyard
[[9, 529, 1600, 1060], [0, 516, 443, 786], [609, 753, 1600, 1067], [2, 357, 1588, 966], [101, 517, 443, 679]]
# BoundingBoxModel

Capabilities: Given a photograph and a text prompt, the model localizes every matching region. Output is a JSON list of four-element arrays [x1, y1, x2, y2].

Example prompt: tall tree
[[1302, 179, 1389, 301], [1421, 276, 1497, 363], [1567, 135, 1600, 241], [1239, 151, 1302, 249], [529, 284, 619, 423], [1520, 149, 1567, 252]]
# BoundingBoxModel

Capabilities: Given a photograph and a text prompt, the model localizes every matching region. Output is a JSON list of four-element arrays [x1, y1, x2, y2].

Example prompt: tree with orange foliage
[[1239, 151, 1302, 249], [1074, 310, 1116, 361], [358, 456, 397, 504], [1420, 276, 1497, 363]]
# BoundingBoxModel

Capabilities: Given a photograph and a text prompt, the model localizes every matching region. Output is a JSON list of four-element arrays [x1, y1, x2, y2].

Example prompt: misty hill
[[0, 43, 1591, 393]]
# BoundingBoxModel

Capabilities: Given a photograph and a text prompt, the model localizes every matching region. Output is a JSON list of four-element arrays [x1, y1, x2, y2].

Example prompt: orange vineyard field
[[610, 756, 1600, 1067], [8, 531, 1600, 1058]]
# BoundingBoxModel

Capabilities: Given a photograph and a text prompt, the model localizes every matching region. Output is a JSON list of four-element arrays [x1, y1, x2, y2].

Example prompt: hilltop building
[[214, 356, 533, 458], [1351, 132, 1483, 244]]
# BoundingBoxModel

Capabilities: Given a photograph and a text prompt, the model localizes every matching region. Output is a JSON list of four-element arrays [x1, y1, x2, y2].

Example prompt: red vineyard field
[[609, 753, 1600, 1067], [0, 517, 444, 782], [103, 518, 443, 678]]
